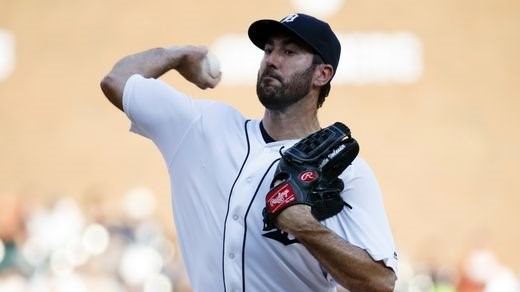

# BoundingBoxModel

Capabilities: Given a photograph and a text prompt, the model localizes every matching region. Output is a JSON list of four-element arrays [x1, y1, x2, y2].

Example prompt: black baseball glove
[[262, 122, 359, 231]]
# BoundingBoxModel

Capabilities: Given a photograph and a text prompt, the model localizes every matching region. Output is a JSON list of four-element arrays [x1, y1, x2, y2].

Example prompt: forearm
[[276, 207, 396, 292], [110, 47, 180, 81]]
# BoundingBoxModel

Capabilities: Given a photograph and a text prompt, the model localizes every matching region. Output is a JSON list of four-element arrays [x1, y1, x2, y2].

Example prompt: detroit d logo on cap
[[281, 14, 299, 23]]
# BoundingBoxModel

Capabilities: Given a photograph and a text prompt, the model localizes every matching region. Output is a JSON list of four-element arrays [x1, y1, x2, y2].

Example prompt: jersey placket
[[222, 146, 279, 292]]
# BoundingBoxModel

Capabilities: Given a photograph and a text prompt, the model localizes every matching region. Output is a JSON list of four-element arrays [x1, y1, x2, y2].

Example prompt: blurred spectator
[[2, 189, 520, 292], [0, 188, 192, 292], [0, 196, 29, 275], [458, 247, 520, 292]]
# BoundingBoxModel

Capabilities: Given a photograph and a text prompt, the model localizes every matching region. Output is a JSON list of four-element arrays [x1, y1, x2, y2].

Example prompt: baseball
[[203, 52, 221, 78]]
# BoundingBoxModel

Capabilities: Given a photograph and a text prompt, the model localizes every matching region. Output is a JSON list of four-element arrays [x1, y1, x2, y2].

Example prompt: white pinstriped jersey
[[123, 74, 398, 292]]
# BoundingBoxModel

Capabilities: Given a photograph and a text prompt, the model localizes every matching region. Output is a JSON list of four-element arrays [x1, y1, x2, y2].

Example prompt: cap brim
[[248, 19, 288, 50], [248, 19, 320, 57]]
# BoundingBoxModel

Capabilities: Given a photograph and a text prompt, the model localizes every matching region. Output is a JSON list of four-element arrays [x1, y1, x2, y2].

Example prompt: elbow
[[372, 271, 397, 292], [346, 269, 397, 292], [100, 74, 116, 99], [379, 281, 396, 292], [100, 74, 110, 92], [359, 279, 395, 292], [100, 74, 124, 111]]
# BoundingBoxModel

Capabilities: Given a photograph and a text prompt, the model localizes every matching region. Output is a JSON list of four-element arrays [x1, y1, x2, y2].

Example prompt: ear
[[313, 64, 334, 87]]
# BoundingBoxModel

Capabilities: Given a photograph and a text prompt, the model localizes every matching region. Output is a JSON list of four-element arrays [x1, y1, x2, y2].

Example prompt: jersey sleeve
[[323, 157, 399, 273], [122, 74, 215, 164]]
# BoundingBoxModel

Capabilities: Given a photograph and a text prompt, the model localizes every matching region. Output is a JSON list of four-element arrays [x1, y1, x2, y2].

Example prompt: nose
[[263, 51, 281, 69]]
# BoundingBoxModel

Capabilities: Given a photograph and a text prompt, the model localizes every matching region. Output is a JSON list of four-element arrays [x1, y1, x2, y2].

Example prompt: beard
[[256, 64, 315, 111]]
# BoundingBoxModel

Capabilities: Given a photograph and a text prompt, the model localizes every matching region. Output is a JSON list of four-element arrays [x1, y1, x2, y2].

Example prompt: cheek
[[257, 68, 264, 83]]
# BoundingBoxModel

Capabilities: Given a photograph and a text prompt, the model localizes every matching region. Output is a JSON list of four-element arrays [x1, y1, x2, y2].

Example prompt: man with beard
[[100, 13, 397, 292]]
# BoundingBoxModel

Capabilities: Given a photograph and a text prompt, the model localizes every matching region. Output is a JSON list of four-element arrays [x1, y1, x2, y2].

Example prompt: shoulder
[[198, 100, 247, 129], [123, 74, 190, 114], [201, 101, 242, 117], [343, 156, 377, 180], [124, 74, 178, 96], [339, 156, 383, 201]]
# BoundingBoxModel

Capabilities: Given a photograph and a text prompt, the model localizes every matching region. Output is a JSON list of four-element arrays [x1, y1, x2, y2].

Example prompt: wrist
[[163, 46, 184, 70], [276, 205, 321, 235]]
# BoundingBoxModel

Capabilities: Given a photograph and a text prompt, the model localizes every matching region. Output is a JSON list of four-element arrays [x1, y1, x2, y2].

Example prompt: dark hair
[[312, 54, 331, 108]]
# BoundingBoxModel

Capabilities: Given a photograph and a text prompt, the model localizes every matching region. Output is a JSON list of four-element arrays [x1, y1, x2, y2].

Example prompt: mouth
[[260, 77, 282, 91], [261, 72, 282, 84], [262, 76, 279, 83], [261, 69, 282, 82]]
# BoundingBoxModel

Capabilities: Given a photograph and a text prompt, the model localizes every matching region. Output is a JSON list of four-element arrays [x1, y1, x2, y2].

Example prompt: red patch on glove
[[266, 182, 296, 214]]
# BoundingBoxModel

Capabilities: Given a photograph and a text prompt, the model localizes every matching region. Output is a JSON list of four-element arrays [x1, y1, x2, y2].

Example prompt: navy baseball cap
[[248, 13, 341, 75]]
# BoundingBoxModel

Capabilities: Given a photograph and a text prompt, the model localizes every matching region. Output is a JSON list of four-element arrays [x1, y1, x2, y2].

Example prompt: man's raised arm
[[100, 46, 220, 111]]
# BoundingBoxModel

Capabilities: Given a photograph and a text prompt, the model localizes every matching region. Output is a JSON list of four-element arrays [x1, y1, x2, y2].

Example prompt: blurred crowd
[[394, 248, 520, 292], [0, 187, 191, 292], [1, 187, 519, 292]]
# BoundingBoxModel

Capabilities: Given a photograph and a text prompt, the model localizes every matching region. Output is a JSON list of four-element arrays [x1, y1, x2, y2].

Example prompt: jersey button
[[246, 177, 252, 183], [229, 253, 235, 259], [232, 215, 239, 221]]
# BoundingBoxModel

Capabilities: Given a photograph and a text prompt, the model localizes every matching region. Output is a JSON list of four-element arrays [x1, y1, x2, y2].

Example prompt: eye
[[264, 45, 273, 55], [284, 49, 295, 56]]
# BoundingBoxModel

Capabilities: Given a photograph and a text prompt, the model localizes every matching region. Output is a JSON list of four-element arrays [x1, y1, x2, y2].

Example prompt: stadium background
[[0, 0, 519, 291]]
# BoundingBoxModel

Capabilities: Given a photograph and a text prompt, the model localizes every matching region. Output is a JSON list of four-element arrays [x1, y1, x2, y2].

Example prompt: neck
[[262, 96, 321, 140]]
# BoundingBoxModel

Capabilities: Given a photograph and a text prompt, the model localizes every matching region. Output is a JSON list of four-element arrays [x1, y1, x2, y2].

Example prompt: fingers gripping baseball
[[173, 46, 221, 89], [198, 51, 222, 89]]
